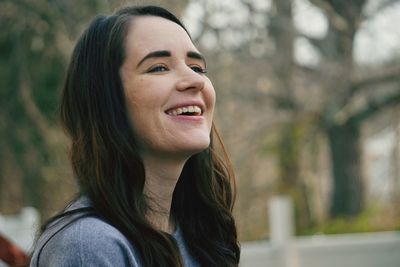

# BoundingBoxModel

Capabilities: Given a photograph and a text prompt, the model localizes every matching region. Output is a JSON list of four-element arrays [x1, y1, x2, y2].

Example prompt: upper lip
[[165, 100, 205, 114]]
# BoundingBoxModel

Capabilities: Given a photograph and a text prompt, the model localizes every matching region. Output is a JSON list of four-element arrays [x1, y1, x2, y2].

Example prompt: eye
[[190, 65, 207, 74], [147, 65, 169, 73]]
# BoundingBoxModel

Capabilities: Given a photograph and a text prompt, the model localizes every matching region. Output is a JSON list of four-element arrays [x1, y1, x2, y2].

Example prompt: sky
[[293, 0, 400, 65], [183, 0, 400, 67]]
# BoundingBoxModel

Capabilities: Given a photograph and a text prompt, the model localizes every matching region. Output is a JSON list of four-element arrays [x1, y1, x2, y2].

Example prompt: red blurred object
[[0, 233, 29, 267]]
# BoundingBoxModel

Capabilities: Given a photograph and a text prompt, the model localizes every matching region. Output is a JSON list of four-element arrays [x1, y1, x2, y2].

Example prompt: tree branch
[[16, 42, 56, 146], [309, 0, 349, 32], [351, 65, 400, 94], [334, 88, 400, 125], [18, 67, 55, 143], [350, 89, 400, 124], [361, 0, 400, 21]]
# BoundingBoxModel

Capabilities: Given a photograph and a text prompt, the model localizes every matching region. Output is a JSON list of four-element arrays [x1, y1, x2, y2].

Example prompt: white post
[[269, 196, 294, 245], [269, 195, 299, 267]]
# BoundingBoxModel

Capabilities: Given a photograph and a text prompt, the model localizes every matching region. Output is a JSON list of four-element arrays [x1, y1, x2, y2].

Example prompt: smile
[[166, 105, 202, 116]]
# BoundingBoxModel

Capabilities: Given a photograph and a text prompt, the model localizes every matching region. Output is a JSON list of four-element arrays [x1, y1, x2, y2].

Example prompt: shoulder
[[31, 216, 142, 267], [174, 227, 201, 267]]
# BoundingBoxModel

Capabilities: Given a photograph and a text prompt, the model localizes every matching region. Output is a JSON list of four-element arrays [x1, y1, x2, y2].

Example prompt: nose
[[175, 66, 205, 92]]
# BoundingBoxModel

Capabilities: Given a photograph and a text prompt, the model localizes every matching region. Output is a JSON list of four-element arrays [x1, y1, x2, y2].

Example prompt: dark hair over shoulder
[[56, 5, 239, 267]]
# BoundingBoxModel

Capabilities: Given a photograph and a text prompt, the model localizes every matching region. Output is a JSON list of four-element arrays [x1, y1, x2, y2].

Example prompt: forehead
[[125, 16, 198, 59]]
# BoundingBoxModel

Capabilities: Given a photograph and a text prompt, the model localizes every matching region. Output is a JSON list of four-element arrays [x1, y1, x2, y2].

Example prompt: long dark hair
[[57, 5, 239, 267]]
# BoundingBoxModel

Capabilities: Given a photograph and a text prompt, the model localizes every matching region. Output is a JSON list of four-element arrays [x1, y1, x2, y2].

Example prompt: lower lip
[[166, 114, 204, 122]]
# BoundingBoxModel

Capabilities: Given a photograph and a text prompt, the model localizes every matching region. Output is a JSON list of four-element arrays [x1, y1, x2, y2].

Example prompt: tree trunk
[[391, 111, 400, 214], [327, 122, 364, 217], [278, 123, 300, 191]]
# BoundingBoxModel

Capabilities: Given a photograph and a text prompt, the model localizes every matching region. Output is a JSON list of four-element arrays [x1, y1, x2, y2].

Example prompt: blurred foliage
[[0, 0, 111, 216], [0, 0, 188, 217]]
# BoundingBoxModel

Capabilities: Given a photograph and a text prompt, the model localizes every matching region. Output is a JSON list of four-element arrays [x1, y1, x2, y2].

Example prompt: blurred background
[[1, 0, 400, 253]]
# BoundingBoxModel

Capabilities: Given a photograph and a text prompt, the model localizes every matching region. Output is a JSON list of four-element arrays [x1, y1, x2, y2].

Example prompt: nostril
[[176, 79, 204, 92], [175, 67, 205, 92]]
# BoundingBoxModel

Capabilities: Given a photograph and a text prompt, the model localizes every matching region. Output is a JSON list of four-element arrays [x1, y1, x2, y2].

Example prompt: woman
[[30, 5, 240, 267]]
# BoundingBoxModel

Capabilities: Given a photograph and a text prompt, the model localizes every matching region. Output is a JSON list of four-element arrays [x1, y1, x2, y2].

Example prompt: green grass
[[299, 205, 400, 236]]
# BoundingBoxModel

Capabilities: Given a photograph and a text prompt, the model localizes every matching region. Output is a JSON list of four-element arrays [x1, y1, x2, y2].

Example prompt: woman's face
[[120, 16, 216, 159]]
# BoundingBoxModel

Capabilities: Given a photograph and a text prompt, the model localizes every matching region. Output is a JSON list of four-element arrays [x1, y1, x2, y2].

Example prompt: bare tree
[[188, 0, 400, 236]]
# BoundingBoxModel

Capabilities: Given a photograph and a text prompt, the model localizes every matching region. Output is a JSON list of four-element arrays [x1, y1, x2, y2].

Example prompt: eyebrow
[[187, 51, 206, 66], [137, 50, 171, 67], [137, 50, 206, 67]]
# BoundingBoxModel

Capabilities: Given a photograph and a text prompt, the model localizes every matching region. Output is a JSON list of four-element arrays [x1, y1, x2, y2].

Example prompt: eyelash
[[147, 65, 207, 74], [148, 65, 168, 73], [190, 65, 207, 74]]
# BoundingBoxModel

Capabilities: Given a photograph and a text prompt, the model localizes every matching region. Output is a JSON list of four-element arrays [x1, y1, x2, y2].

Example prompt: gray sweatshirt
[[30, 197, 200, 267]]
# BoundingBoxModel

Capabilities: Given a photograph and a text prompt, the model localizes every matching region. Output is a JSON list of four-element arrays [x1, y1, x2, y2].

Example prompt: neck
[[142, 154, 187, 234]]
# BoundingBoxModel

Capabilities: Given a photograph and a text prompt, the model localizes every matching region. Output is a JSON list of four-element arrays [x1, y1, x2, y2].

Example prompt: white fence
[[1, 199, 399, 267], [0, 207, 39, 267], [0, 206, 39, 252], [240, 196, 400, 267]]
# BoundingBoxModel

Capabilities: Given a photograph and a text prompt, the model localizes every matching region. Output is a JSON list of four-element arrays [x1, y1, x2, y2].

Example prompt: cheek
[[124, 98, 154, 145], [125, 92, 141, 120], [206, 81, 216, 114], [124, 86, 150, 131], [211, 88, 216, 108], [124, 80, 153, 113], [124, 80, 166, 131]]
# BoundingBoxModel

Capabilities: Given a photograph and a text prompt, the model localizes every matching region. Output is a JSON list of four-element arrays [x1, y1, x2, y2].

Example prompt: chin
[[177, 137, 210, 156]]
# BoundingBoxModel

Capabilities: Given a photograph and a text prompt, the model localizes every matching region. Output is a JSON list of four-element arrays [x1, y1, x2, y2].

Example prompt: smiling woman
[[120, 15, 215, 159], [29, 5, 240, 267]]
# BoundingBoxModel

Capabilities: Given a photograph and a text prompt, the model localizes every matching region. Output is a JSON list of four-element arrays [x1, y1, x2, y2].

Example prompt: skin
[[120, 16, 216, 233]]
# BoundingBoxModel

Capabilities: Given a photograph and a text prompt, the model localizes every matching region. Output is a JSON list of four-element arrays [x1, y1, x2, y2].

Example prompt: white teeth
[[167, 105, 202, 116]]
